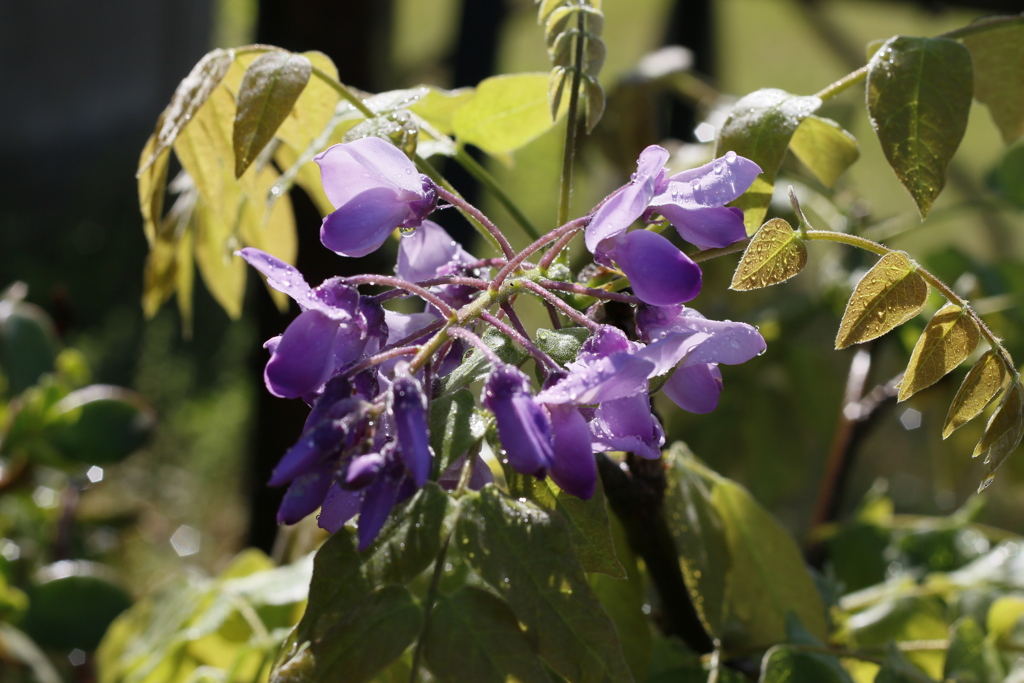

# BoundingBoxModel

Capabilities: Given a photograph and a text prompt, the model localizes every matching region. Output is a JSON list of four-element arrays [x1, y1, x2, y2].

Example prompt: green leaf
[[535, 327, 591, 366], [789, 115, 860, 188], [437, 328, 529, 395], [874, 642, 933, 683], [429, 389, 487, 472], [710, 474, 828, 646], [975, 378, 1024, 489], [409, 86, 475, 136], [729, 218, 807, 291], [0, 623, 62, 683], [139, 48, 235, 174], [662, 445, 731, 639], [424, 586, 553, 683], [898, 303, 980, 401], [274, 51, 341, 153], [23, 563, 133, 650], [866, 36, 973, 217], [962, 24, 1024, 144], [192, 197, 247, 319], [299, 483, 453, 639], [451, 73, 566, 157], [233, 51, 312, 178], [714, 88, 821, 233], [43, 385, 156, 464], [0, 301, 58, 395], [835, 251, 929, 350], [306, 585, 422, 683], [846, 596, 947, 679], [138, 133, 171, 245], [944, 617, 1003, 683], [506, 470, 625, 578], [760, 647, 854, 683], [943, 350, 1011, 438], [992, 141, 1024, 208], [455, 485, 633, 683]]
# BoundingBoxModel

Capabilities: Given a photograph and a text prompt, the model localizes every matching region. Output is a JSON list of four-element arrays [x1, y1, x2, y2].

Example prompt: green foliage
[[898, 303, 980, 402], [428, 389, 487, 473], [43, 386, 155, 464], [963, 23, 1024, 144], [835, 252, 928, 350], [0, 288, 58, 397], [729, 218, 807, 291], [866, 36, 973, 218], [436, 328, 529, 395], [789, 115, 860, 188], [23, 563, 132, 650]]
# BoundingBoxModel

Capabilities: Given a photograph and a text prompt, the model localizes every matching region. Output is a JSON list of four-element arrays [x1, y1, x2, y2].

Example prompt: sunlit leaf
[[139, 48, 235, 174], [192, 199, 247, 319], [274, 51, 341, 153], [944, 617, 1003, 683], [963, 23, 1024, 144], [943, 350, 1011, 438], [409, 86, 475, 136], [866, 36, 973, 217], [835, 251, 928, 350], [584, 74, 605, 133], [451, 73, 566, 157], [506, 470, 625, 578], [789, 115, 860, 188], [238, 164, 298, 311], [729, 218, 807, 291], [760, 648, 853, 683], [233, 51, 312, 178], [138, 133, 171, 245], [548, 66, 569, 121], [975, 379, 1024, 488], [715, 88, 821, 233], [429, 389, 487, 472], [274, 142, 335, 217], [455, 485, 633, 683], [874, 642, 933, 683], [898, 303, 980, 401], [424, 586, 552, 683]]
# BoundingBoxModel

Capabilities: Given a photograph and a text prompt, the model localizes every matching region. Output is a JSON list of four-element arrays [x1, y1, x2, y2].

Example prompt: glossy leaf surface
[[898, 303, 980, 401], [963, 24, 1024, 144], [789, 115, 859, 188], [835, 252, 928, 350], [730, 218, 807, 291], [943, 350, 1011, 438]]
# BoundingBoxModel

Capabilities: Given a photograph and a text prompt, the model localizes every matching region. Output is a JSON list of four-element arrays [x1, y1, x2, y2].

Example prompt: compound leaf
[[835, 251, 928, 350], [866, 36, 973, 217], [730, 218, 807, 291], [899, 303, 980, 401], [976, 379, 1024, 489], [943, 350, 1011, 438]]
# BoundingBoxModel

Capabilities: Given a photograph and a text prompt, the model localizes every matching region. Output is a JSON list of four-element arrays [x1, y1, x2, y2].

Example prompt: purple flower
[[597, 230, 702, 306], [589, 392, 665, 459], [315, 137, 437, 257], [546, 404, 596, 499], [396, 220, 474, 283], [482, 365, 554, 478], [268, 397, 369, 487], [238, 248, 366, 398], [277, 461, 335, 525], [537, 326, 652, 406], [389, 368, 433, 487]]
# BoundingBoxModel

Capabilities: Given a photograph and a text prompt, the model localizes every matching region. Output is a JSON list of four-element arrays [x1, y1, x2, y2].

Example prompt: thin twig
[[434, 184, 516, 260], [520, 281, 598, 330]]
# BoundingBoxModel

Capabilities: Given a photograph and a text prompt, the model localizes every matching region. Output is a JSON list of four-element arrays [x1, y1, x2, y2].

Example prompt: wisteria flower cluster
[[240, 136, 766, 549]]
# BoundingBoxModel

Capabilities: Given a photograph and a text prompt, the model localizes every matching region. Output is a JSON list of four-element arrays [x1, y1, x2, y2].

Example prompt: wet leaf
[[437, 328, 529, 395], [963, 23, 1024, 144], [506, 470, 625, 578], [975, 379, 1024, 487], [429, 389, 487, 472], [789, 115, 860, 188], [233, 51, 312, 177], [138, 133, 171, 245], [424, 586, 552, 683], [729, 218, 807, 291], [535, 327, 591, 365], [273, 51, 340, 153], [409, 86, 475, 136], [943, 350, 1011, 438], [715, 88, 821, 233], [898, 303, 980, 401], [139, 48, 235, 174], [866, 36, 973, 217], [308, 585, 422, 683], [452, 73, 567, 157], [584, 74, 605, 133], [455, 485, 632, 683], [835, 251, 928, 350]]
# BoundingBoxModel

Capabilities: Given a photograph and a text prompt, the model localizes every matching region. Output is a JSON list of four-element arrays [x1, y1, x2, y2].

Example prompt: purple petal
[[634, 332, 712, 376], [357, 471, 402, 550], [320, 187, 413, 257], [547, 405, 596, 499], [346, 452, 385, 489], [482, 365, 554, 477], [397, 220, 472, 283], [664, 363, 723, 413], [652, 152, 762, 209], [577, 325, 631, 363], [438, 454, 495, 491], [585, 145, 670, 253], [236, 248, 312, 303], [318, 483, 363, 533], [589, 393, 665, 459], [359, 299, 389, 354], [537, 353, 653, 405], [277, 463, 334, 525], [270, 398, 366, 486], [391, 373, 432, 487], [265, 309, 340, 398], [669, 315, 766, 366], [609, 230, 702, 306], [332, 319, 370, 369], [315, 137, 424, 209], [657, 205, 747, 250]]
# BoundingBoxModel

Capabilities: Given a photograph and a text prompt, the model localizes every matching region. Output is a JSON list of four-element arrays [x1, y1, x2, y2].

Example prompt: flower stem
[[520, 281, 599, 330], [346, 275, 456, 319], [415, 158, 505, 255], [446, 327, 504, 365], [433, 185, 516, 259], [813, 65, 867, 102], [539, 280, 642, 304], [482, 309, 559, 371], [491, 217, 588, 291], [454, 148, 541, 241], [557, 8, 587, 228]]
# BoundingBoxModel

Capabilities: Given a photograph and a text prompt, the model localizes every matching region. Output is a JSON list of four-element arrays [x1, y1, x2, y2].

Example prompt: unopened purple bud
[[605, 230, 702, 306], [269, 398, 368, 486], [345, 452, 385, 489], [547, 405, 596, 500], [357, 462, 403, 550], [390, 370, 432, 487], [318, 482, 362, 533], [277, 462, 334, 525], [483, 365, 554, 477]]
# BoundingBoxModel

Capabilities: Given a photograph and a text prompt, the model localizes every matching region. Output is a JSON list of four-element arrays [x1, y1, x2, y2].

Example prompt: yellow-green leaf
[[273, 51, 340, 156], [789, 115, 860, 188], [193, 199, 246, 320], [898, 303, 980, 401], [408, 86, 475, 136], [975, 379, 1024, 488], [729, 218, 807, 291], [866, 36, 973, 217], [835, 251, 928, 350], [233, 51, 312, 178], [943, 350, 1011, 438], [963, 24, 1024, 144], [584, 74, 605, 133], [238, 164, 297, 312], [139, 49, 235, 175], [715, 88, 821, 233], [451, 73, 566, 157], [138, 134, 170, 246]]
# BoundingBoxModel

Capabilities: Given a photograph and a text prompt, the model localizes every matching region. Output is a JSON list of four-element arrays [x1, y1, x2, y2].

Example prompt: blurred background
[[1, 0, 1023, 630]]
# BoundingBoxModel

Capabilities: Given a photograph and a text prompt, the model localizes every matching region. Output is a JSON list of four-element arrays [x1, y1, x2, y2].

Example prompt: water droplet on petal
[[713, 160, 725, 174], [724, 150, 737, 163], [690, 179, 701, 190]]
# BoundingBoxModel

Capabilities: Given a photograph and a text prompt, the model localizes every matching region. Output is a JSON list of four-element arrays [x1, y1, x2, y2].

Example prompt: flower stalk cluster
[[240, 136, 768, 548]]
